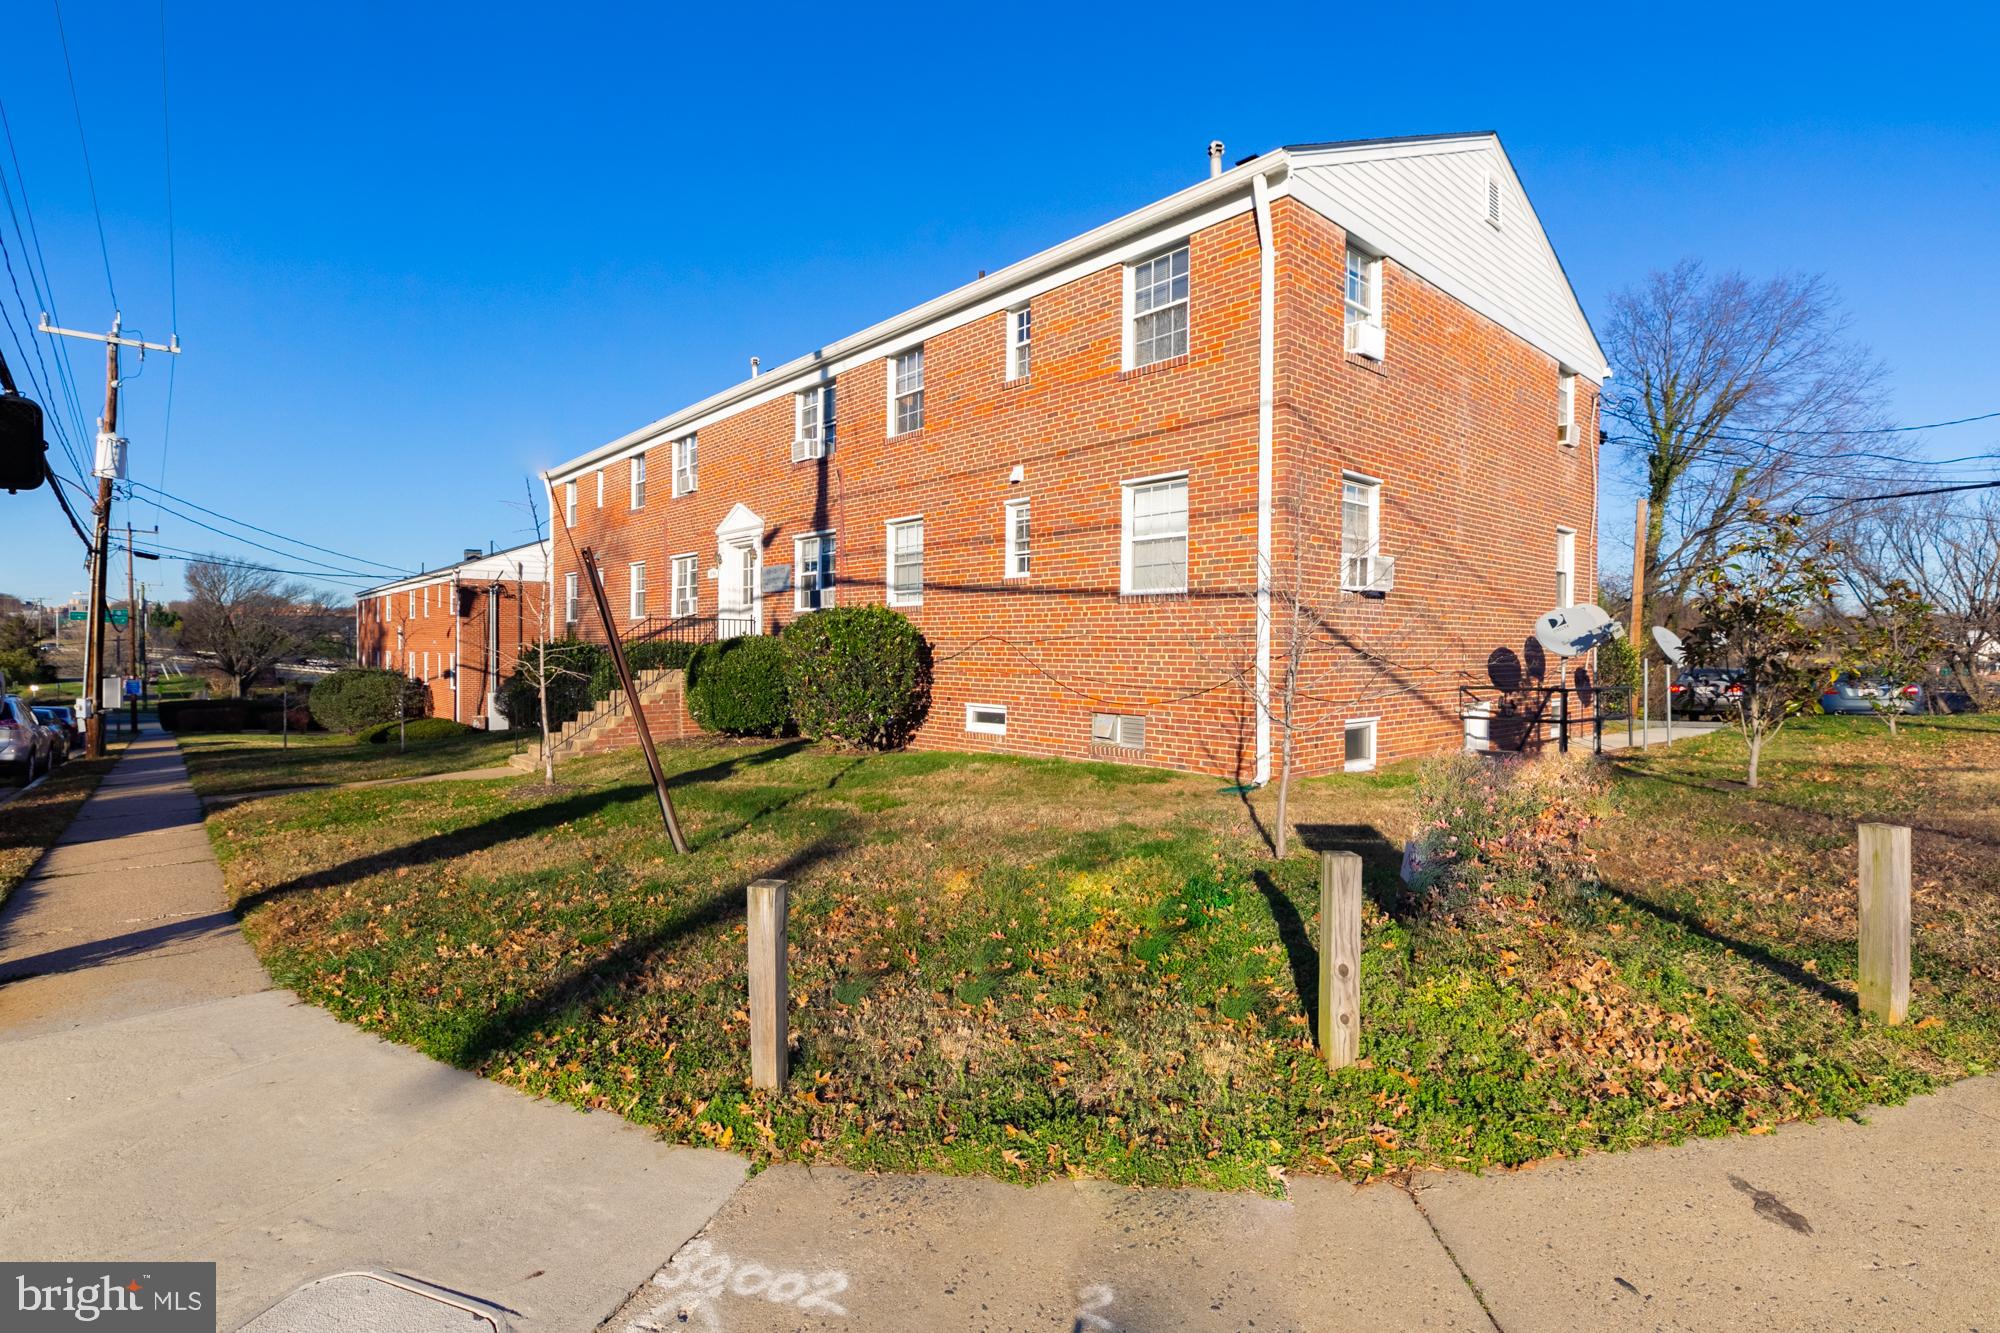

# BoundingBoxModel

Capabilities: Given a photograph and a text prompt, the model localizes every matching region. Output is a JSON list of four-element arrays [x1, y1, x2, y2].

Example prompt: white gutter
[[1250, 170, 1279, 787]]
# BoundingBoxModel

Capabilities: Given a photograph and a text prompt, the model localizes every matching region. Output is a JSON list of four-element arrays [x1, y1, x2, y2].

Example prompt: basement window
[[965, 703, 1008, 736], [1345, 718, 1378, 772], [1091, 712, 1146, 751]]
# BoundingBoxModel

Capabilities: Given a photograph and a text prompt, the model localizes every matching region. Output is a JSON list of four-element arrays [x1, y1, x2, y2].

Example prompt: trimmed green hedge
[[499, 640, 607, 731], [687, 636, 791, 736], [360, 716, 479, 745], [309, 668, 429, 734], [781, 607, 932, 749]]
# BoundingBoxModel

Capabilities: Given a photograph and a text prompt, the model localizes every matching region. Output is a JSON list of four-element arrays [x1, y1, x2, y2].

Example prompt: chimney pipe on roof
[[749, 356, 760, 378], [1208, 140, 1225, 179]]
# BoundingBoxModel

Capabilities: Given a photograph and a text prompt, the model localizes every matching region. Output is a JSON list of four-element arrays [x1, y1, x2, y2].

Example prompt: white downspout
[[1251, 171, 1278, 787], [451, 574, 462, 723]]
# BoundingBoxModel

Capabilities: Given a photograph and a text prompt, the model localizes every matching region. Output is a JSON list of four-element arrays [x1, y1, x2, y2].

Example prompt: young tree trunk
[[1746, 730, 1762, 788], [538, 640, 554, 785]]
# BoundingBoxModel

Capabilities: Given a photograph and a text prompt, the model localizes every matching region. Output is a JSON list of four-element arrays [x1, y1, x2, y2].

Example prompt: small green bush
[[308, 669, 430, 734], [499, 639, 607, 730], [589, 638, 701, 701], [1405, 753, 1604, 921], [686, 635, 791, 736], [360, 716, 478, 745], [780, 607, 932, 749], [0, 646, 52, 687]]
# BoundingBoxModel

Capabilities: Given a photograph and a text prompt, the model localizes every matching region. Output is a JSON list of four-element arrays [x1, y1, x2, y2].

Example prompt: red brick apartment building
[[354, 541, 550, 728], [541, 133, 1607, 780]]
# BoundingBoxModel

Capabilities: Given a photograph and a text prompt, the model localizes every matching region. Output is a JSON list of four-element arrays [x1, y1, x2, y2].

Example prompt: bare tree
[[1840, 491, 2000, 708], [177, 559, 337, 698], [1604, 261, 1891, 617]]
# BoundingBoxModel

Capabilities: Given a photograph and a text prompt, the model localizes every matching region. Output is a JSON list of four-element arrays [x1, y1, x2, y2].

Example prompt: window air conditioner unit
[[1347, 321, 1385, 361], [1362, 555, 1395, 598], [791, 438, 811, 463], [1557, 423, 1574, 446]]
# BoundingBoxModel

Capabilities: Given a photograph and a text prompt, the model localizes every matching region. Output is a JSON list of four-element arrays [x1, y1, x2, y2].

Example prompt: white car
[[1, 694, 55, 781]]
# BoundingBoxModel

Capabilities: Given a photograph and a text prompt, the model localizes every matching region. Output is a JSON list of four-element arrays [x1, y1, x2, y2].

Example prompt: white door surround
[[715, 503, 764, 637]]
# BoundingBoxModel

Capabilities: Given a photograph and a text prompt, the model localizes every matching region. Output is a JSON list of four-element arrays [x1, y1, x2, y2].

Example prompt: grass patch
[[176, 728, 528, 797], [1, 750, 123, 907], [211, 718, 2000, 1192]]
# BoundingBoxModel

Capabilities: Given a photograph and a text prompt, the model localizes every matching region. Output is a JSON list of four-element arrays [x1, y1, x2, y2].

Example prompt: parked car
[[0, 695, 55, 781], [1671, 668, 1745, 720], [1821, 674, 1923, 716], [31, 705, 76, 764]]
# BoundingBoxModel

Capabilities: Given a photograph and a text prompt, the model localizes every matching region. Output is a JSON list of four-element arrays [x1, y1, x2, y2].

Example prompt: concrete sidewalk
[[0, 728, 745, 1330]]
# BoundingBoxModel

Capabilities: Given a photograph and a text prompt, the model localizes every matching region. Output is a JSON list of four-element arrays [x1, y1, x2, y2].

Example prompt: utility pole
[[125, 524, 139, 736], [40, 313, 180, 757]]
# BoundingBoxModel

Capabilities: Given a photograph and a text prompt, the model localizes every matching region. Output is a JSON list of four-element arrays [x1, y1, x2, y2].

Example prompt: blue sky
[[3, 1, 1996, 607]]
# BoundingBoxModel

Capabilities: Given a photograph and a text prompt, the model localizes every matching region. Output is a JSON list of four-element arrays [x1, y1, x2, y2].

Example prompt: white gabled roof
[[1284, 132, 1610, 381], [543, 132, 1607, 482], [355, 539, 550, 600]]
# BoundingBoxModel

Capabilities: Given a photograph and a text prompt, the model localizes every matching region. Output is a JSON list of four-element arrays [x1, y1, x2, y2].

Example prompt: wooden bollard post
[[747, 878, 790, 1089], [1318, 850, 1363, 1069], [1858, 823, 1910, 1025]]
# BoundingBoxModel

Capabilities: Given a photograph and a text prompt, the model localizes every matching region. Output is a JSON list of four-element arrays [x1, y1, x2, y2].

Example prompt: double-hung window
[[1007, 307, 1032, 380], [887, 518, 924, 607], [672, 554, 699, 618], [1344, 246, 1382, 355], [408, 590, 416, 617], [673, 435, 698, 495], [890, 348, 924, 435], [1004, 498, 1030, 578], [1128, 245, 1189, 368], [1556, 527, 1577, 608], [628, 561, 647, 619], [630, 455, 646, 509], [564, 480, 577, 528], [794, 384, 836, 461], [596, 469, 604, 508], [564, 572, 579, 627], [794, 532, 836, 611], [1557, 373, 1577, 446], [1121, 474, 1188, 595], [1341, 476, 1381, 590]]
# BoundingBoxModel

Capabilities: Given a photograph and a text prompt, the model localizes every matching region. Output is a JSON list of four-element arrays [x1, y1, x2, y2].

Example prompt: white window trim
[[630, 455, 646, 510], [1340, 472, 1383, 592], [1344, 717, 1379, 773], [794, 385, 834, 461], [596, 469, 604, 508], [671, 552, 699, 618], [1557, 372, 1577, 446], [1556, 526, 1577, 608], [628, 560, 646, 620], [673, 436, 697, 496], [887, 348, 924, 437], [793, 530, 836, 612], [1122, 244, 1191, 372], [1004, 496, 1031, 579], [564, 480, 577, 528], [1006, 305, 1031, 381], [964, 703, 1008, 736], [1344, 246, 1383, 353], [885, 516, 924, 607], [1119, 470, 1189, 596], [563, 572, 579, 626]]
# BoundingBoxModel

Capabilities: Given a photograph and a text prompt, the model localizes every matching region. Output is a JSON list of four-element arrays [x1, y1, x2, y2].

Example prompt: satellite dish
[[1652, 625, 1687, 667], [1533, 603, 1621, 658]]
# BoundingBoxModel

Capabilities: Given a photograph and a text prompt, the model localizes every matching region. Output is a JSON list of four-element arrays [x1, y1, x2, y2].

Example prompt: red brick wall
[[1270, 197, 1599, 774], [355, 577, 545, 726], [549, 197, 1599, 778]]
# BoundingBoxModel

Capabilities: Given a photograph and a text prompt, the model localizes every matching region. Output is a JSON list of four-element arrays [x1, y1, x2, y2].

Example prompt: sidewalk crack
[[1400, 1178, 1504, 1333]]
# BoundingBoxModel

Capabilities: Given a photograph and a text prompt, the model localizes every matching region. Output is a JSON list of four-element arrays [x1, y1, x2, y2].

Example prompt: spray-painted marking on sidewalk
[[624, 1240, 849, 1330]]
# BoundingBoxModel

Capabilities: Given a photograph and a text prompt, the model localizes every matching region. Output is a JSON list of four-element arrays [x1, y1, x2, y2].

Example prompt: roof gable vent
[[1485, 173, 1503, 229]]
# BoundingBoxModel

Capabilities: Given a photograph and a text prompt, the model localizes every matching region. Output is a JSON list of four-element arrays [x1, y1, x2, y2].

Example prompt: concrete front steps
[[507, 668, 699, 770]]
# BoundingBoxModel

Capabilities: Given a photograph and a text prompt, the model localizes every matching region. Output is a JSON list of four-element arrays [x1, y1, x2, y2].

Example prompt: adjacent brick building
[[541, 133, 1607, 780], [354, 541, 550, 728]]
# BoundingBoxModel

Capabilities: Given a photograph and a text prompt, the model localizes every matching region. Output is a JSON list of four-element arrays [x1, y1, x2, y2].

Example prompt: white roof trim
[[356, 540, 550, 599]]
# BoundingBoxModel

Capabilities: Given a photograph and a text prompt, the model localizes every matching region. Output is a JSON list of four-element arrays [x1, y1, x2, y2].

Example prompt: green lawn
[[177, 728, 529, 797], [205, 717, 1999, 1193]]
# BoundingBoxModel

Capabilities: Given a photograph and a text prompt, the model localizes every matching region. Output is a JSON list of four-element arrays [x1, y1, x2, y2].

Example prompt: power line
[[0, 93, 96, 458], [126, 479, 414, 575], [133, 545, 383, 585], [150, 0, 179, 521], [50, 0, 118, 310], [140, 493, 411, 581], [1801, 477, 2000, 516], [43, 462, 91, 546], [1604, 402, 2000, 439]]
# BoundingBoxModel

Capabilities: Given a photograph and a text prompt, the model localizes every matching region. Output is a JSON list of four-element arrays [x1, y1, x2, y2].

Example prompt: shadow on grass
[[1610, 765, 2000, 853], [234, 740, 815, 915], [1599, 881, 1858, 1013], [447, 832, 854, 1072], [1251, 823, 1403, 1039], [1251, 870, 1317, 1035]]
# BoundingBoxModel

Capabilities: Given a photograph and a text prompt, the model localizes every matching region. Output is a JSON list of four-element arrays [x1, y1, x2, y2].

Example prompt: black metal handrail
[[1458, 684, 1633, 755]]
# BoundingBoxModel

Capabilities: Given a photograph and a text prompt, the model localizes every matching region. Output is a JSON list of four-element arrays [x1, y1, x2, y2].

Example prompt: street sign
[[109, 609, 129, 627], [67, 610, 86, 622]]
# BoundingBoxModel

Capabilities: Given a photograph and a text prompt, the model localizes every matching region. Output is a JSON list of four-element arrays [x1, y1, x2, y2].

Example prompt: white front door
[[721, 537, 761, 637]]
